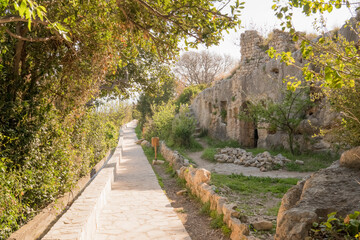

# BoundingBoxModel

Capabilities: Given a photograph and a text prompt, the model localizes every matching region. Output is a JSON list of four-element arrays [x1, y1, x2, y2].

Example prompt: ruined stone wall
[[191, 30, 336, 152]]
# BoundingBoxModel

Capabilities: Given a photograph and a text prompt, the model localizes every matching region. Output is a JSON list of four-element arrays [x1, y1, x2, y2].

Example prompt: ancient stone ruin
[[190, 24, 360, 240], [190, 29, 337, 152]]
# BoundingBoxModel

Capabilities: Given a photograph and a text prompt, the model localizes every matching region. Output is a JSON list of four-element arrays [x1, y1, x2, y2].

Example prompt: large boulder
[[275, 161, 360, 240], [340, 146, 360, 169]]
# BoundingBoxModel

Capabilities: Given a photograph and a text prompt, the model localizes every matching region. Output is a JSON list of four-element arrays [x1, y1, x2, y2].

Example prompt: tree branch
[[0, 15, 49, 26], [6, 28, 57, 42]]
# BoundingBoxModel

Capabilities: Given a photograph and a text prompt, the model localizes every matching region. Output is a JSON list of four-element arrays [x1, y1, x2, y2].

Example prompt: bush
[[310, 211, 360, 239], [175, 84, 207, 111], [143, 101, 176, 141], [171, 105, 196, 147], [142, 102, 197, 149], [0, 102, 131, 239]]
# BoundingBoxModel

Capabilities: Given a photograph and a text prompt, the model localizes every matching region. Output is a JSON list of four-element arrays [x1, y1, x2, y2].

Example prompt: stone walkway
[[95, 121, 190, 240]]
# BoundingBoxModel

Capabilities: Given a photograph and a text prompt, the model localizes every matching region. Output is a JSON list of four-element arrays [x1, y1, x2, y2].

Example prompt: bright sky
[[191, 0, 356, 59]]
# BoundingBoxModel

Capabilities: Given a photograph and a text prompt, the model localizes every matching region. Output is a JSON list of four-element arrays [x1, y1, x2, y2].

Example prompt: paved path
[[95, 121, 190, 240]]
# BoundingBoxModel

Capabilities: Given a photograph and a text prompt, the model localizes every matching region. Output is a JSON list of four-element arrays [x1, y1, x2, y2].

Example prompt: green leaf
[[13, 2, 19, 10], [36, 8, 44, 21], [19, 0, 27, 17], [25, 8, 31, 19], [267, 47, 276, 58]]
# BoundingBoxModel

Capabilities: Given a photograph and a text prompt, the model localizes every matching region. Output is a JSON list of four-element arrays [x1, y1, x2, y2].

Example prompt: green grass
[[200, 135, 338, 172], [201, 148, 217, 162], [221, 225, 232, 237], [135, 124, 142, 139], [200, 201, 211, 215], [176, 177, 187, 188], [141, 146, 166, 189], [246, 147, 339, 172], [142, 146, 165, 163], [164, 161, 176, 177], [199, 201, 232, 236], [211, 173, 299, 198], [265, 202, 281, 216], [167, 137, 204, 153]]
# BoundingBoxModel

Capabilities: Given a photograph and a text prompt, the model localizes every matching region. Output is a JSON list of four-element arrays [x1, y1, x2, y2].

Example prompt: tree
[[239, 87, 313, 155], [136, 74, 176, 128], [0, 0, 243, 166], [269, 0, 360, 148], [0, 1, 244, 237], [175, 84, 207, 111], [174, 50, 236, 86]]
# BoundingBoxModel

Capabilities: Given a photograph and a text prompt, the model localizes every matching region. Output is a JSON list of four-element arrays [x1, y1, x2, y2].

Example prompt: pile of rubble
[[214, 148, 292, 172]]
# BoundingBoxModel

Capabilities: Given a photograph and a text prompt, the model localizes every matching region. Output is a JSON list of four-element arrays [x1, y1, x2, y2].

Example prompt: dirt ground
[[152, 164, 230, 240]]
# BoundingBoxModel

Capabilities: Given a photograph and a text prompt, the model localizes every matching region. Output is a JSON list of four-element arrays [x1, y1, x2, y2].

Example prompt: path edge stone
[[160, 141, 250, 240]]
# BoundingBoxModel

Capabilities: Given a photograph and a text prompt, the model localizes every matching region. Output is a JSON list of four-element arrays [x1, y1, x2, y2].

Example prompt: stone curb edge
[[159, 141, 251, 240], [39, 127, 124, 240]]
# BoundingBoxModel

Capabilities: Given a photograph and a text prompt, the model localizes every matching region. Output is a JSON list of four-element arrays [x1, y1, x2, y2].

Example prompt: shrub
[[310, 211, 360, 239], [143, 101, 176, 141], [171, 105, 196, 147], [0, 102, 130, 239], [175, 84, 207, 111]]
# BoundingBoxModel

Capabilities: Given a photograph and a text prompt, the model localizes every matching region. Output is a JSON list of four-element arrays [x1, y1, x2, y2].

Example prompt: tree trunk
[[288, 130, 294, 155]]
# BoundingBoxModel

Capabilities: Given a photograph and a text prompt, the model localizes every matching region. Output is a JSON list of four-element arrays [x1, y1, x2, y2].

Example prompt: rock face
[[252, 220, 273, 231], [340, 146, 360, 169], [275, 161, 360, 240], [214, 147, 290, 171], [190, 29, 337, 152]]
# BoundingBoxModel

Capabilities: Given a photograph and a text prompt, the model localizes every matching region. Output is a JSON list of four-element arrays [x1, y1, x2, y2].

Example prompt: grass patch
[[211, 173, 298, 198], [156, 174, 164, 188], [210, 211, 225, 228], [201, 148, 217, 162], [200, 201, 211, 215], [221, 225, 232, 237], [167, 137, 203, 152], [199, 201, 232, 236], [141, 146, 166, 189], [142, 146, 165, 164], [164, 161, 176, 177], [135, 124, 142, 139], [176, 177, 187, 188], [265, 202, 281, 216], [246, 147, 339, 172]]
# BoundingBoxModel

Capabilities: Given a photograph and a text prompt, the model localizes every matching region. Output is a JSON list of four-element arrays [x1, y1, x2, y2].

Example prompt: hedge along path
[[95, 120, 190, 240]]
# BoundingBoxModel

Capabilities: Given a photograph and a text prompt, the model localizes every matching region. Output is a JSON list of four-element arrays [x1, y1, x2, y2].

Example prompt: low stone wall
[[159, 142, 251, 240], [159, 141, 190, 170], [179, 167, 250, 240], [8, 150, 112, 240], [41, 129, 124, 240]]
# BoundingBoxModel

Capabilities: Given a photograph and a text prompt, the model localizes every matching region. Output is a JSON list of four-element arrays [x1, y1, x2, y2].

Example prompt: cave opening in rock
[[239, 101, 258, 148]]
